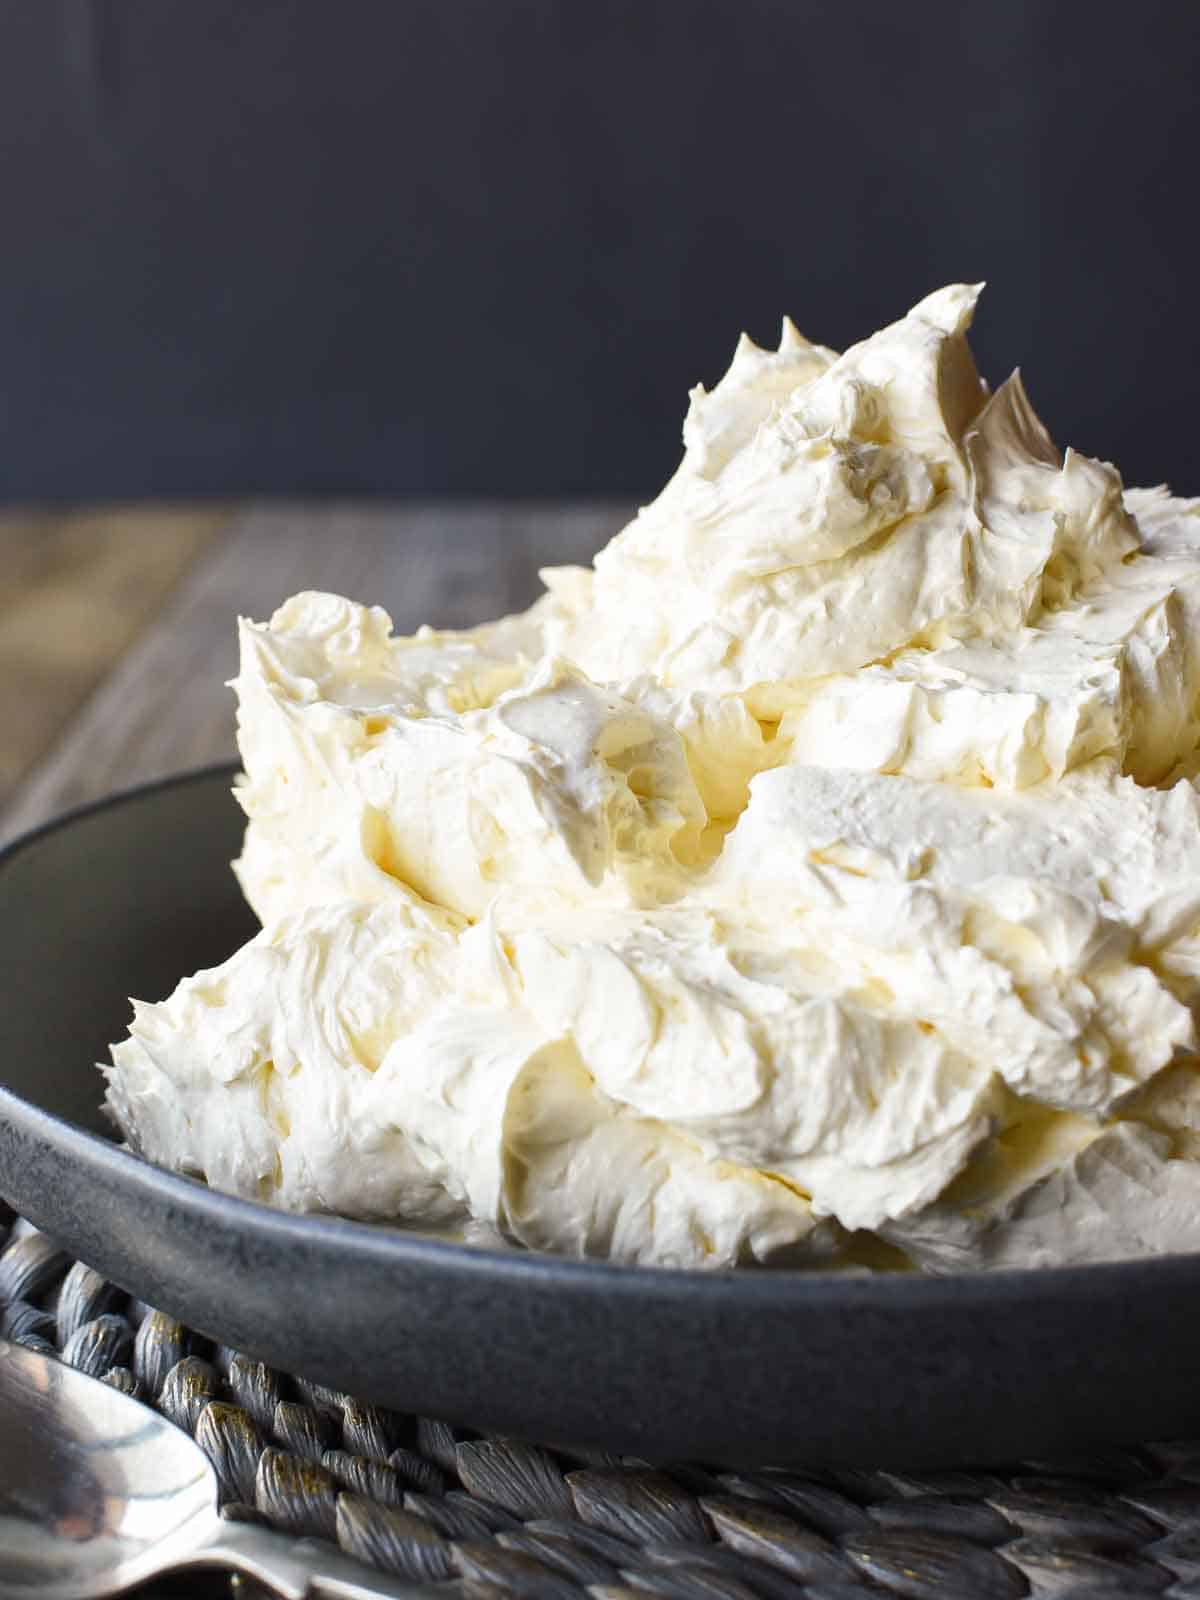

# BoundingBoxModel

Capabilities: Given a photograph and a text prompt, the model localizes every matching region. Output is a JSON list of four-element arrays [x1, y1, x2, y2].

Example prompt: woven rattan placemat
[[4, 1211, 1200, 1599]]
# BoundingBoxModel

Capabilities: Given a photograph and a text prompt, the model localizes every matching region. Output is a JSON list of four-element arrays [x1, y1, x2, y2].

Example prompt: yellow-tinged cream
[[106, 286, 1200, 1270]]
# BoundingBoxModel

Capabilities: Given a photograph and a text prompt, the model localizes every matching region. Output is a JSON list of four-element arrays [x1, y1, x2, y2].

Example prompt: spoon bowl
[[0, 1339, 429, 1599]]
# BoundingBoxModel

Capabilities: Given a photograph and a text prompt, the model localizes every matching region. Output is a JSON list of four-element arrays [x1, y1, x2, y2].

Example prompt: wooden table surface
[[1, 500, 630, 843], [0, 500, 629, 1597]]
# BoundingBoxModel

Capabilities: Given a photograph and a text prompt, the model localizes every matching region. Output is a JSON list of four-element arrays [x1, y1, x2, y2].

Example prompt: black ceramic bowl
[[1, 765, 1198, 1468]]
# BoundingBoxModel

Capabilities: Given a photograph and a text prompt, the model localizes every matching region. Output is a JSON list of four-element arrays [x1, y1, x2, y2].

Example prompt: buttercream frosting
[[106, 285, 1200, 1271]]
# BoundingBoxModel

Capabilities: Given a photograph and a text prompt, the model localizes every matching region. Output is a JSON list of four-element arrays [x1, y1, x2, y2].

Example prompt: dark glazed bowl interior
[[1, 765, 1199, 1468]]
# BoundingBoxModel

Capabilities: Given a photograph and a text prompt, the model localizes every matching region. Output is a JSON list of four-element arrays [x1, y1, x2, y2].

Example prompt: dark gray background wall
[[1, 0, 1197, 502]]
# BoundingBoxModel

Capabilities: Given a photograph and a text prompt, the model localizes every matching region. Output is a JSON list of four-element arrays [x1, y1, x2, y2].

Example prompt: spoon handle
[[192, 1516, 442, 1598]]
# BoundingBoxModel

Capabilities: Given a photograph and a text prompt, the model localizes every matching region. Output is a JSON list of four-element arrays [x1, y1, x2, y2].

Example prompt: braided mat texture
[[7, 1215, 1200, 1600]]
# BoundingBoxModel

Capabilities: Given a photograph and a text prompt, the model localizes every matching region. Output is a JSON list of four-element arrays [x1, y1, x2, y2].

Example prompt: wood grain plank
[[0, 505, 228, 810], [0, 500, 632, 842]]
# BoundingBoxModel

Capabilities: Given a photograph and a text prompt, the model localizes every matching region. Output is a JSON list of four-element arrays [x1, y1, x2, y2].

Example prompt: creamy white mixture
[[105, 285, 1200, 1271]]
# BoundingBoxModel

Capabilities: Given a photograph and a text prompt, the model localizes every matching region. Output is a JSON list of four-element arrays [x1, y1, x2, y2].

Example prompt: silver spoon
[[0, 1338, 437, 1598]]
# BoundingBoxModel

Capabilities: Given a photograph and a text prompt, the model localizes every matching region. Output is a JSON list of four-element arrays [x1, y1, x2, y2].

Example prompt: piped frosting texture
[[107, 285, 1200, 1270]]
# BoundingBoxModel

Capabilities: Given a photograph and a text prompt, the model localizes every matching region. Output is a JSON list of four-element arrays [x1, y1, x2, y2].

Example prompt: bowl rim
[[4, 759, 1200, 1314]]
